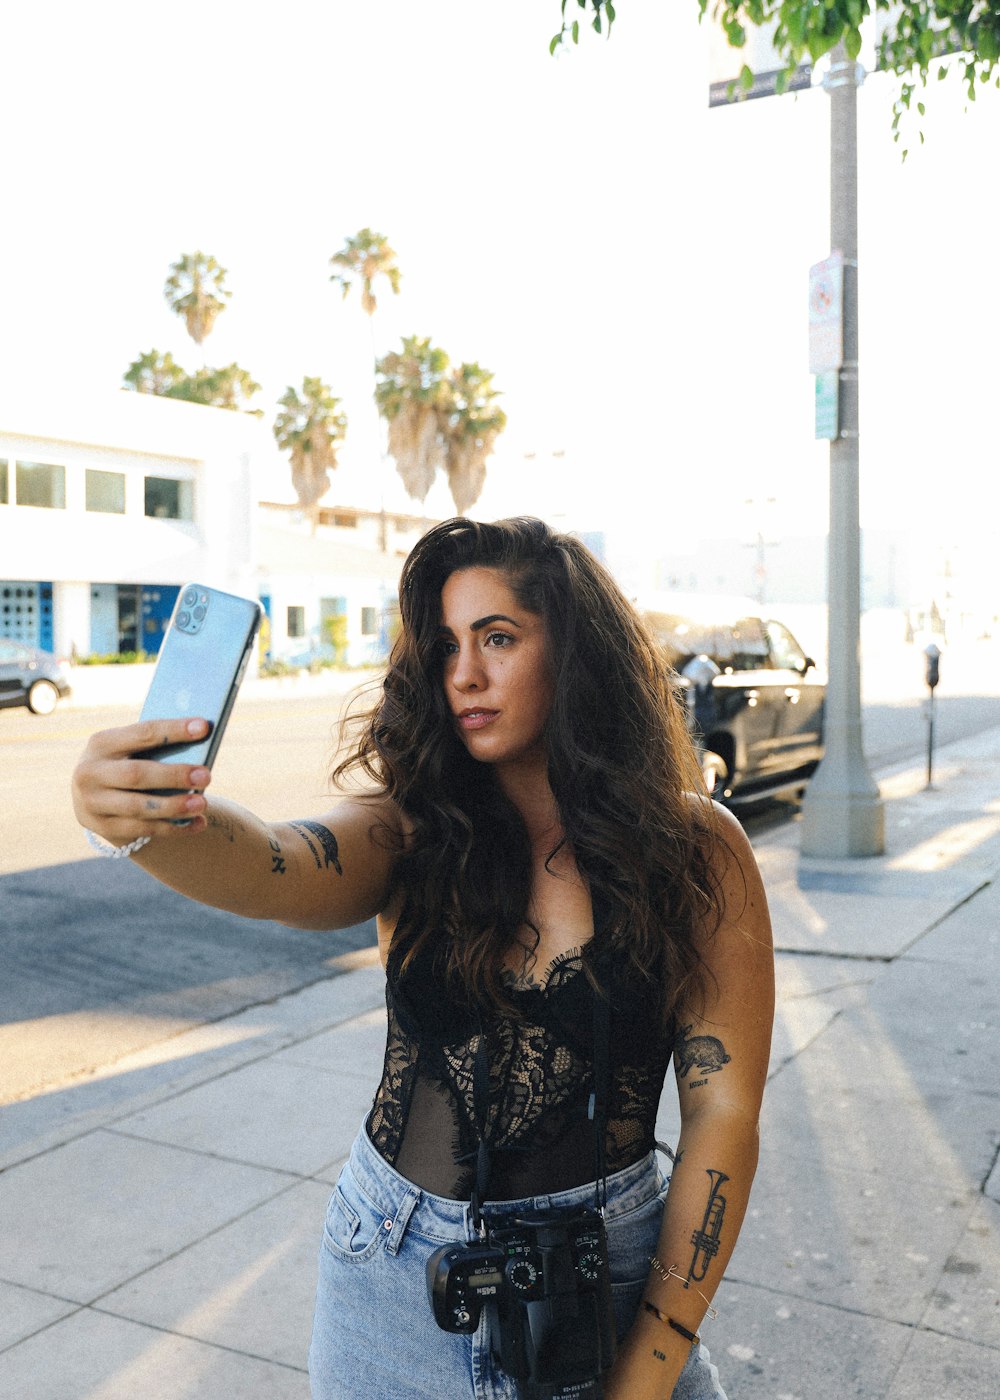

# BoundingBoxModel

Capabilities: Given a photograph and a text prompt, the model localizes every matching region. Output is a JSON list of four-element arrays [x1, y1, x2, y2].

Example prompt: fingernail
[[187, 719, 209, 736], [184, 793, 206, 812], [190, 768, 211, 785]]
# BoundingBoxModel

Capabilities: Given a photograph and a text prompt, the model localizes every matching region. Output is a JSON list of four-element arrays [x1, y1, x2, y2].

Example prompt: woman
[[72, 517, 773, 1399]]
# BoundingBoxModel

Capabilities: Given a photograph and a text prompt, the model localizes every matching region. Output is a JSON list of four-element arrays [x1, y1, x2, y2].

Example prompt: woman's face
[[438, 566, 555, 771]]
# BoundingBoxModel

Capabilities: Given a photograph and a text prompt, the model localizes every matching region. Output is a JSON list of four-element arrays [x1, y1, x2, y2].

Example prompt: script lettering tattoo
[[653, 1349, 667, 1362], [289, 820, 343, 875], [268, 834, 286, 875], [675, 1024, 732, 1086], [687, 1169, 729, 1285]]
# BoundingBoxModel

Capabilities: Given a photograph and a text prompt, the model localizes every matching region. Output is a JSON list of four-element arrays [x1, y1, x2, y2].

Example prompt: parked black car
[[0, 638, 72, 715], [641, 598, 825, 805]]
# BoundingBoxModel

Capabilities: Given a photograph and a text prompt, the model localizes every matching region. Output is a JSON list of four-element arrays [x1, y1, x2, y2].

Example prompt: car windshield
[[643, 612, 770, 672]]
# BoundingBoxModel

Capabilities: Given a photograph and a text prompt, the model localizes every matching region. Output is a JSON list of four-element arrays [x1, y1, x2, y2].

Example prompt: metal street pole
[[800, 46, 885, 858]]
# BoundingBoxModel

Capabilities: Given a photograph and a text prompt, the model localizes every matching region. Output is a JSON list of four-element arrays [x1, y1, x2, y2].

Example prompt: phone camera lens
[[193, 604, 207, 622], [183, 588, 199, 607], [177, 610, 191, 628]]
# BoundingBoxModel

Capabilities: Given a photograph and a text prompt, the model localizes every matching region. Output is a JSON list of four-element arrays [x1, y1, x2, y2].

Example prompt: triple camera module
[[175, 587, 210, 635]]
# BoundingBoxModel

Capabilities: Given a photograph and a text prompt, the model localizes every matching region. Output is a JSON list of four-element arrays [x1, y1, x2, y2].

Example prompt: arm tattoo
[[289, 820, 343, 875], [207, 810, 237, 842], [675, 1024, 732, 1088], [268, 833, 286, 875], [687, 1169, 729, 1284]]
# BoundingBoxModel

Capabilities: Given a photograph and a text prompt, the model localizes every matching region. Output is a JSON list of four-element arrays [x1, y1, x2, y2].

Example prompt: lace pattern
[[367, 950, 675, 1201]]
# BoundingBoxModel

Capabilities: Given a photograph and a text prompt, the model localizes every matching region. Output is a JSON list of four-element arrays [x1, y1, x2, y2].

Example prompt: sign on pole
[[808, 252, 844, 373], [707, 18, 811, 106], [814, 370, 839, 440]]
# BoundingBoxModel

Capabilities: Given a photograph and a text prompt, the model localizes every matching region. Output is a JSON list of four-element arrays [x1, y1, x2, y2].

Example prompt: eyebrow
[[438, 613, 523, 635]]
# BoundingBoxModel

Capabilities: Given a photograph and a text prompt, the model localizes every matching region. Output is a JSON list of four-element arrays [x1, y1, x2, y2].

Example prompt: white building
[[0, 389, 422, 667]]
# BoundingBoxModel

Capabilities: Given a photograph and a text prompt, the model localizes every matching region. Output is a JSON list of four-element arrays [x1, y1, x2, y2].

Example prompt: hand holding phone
[[138, 584, 263, 806]]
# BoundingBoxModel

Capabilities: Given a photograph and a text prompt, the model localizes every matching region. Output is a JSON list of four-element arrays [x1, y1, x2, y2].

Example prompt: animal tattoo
[[289, 820, 343, 875], [675, 1025, 731, 1084]]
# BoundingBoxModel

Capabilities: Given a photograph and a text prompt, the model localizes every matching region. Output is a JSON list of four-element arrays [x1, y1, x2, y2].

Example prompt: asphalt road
[[4, 682, 1000, 1105]]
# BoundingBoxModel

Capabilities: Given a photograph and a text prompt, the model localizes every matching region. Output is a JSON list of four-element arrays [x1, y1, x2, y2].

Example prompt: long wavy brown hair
[[336, 516, 722, 1025]]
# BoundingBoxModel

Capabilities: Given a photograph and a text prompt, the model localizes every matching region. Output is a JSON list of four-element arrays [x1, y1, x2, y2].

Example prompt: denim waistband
[[345, 1122, 663, 1253]]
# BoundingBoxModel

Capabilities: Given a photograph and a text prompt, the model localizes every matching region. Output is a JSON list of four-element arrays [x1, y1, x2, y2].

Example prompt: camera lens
[[193, 604, 207, 622], [177, 611, 191, 628], [183, 588, 198, 607]]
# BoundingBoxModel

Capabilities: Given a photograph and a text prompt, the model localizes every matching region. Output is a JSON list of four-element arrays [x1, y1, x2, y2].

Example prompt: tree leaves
[[550, 0, 615, 50], [123, 350, 261, 415]]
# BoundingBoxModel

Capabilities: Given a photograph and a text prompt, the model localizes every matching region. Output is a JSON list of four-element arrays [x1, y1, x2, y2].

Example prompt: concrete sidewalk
[[1, 731, 998, 1398]]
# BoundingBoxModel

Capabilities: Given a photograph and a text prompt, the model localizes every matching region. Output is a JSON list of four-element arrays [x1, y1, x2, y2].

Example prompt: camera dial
[[578, 1251, 602, 1282], [507, 1258, 539, 1293]]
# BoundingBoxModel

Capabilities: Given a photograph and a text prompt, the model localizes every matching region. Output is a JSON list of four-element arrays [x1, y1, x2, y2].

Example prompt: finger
[[87, 717, 212, 759], [84, 766, 211, 816], [87, 812, 208, 845], [129, 717, 213, 752]]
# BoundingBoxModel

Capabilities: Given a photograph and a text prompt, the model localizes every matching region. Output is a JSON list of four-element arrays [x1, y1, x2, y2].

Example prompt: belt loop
[[383, 1189, 419, 1256]]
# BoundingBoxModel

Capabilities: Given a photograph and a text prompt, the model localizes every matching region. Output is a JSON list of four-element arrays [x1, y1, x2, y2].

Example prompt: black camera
[[427, 1206, 616, 1399]]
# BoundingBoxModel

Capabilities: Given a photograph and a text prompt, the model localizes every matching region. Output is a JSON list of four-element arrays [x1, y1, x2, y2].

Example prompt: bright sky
[[2, 0, 997, 548]]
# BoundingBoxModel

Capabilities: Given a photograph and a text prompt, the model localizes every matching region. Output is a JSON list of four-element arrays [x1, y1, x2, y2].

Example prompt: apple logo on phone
[[174, 686, 193, 710]]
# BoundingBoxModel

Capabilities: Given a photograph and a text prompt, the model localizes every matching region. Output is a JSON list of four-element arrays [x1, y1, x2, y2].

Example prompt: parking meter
[[923, 643, 941, 787], [924, 643, 941, 691]]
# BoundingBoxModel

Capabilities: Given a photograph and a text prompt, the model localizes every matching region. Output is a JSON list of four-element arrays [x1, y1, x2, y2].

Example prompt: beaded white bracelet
[[85, 828, 152, 859]]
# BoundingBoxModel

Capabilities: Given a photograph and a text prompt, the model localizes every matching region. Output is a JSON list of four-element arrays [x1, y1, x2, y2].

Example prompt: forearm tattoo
[[675, 1024, 732, 1089], [289, 820, 343, 875], [687, 1169, 729, 1285]]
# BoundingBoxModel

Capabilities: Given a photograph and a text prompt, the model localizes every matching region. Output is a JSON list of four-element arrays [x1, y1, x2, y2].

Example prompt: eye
[[485, 630, 514, 648], [438, 638, 458, 657]]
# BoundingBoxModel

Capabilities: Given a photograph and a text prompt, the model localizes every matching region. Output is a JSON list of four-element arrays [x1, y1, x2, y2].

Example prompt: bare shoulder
[[681, 793, 772, 955]]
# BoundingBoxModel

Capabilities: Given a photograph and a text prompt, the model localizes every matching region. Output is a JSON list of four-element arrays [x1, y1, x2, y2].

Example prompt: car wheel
[[27, 679, 60, 715], [701, 749, 729, 799]]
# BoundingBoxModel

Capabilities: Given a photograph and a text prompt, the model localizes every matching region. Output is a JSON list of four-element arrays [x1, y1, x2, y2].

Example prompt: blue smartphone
[[138, 584, 263, 803]]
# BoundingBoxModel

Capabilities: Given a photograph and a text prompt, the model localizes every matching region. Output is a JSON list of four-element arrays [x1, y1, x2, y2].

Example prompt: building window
[[144, 476, 193, 520], [0, 460, 8, 503], [86, 469, 126, 514], [361, 606, 378, 636], [287, 605, 306, 638], [16, 460, 66, 509]]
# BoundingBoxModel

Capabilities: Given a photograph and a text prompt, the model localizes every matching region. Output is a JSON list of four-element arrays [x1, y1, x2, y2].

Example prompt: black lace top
[[366, 934, 676, 1201]]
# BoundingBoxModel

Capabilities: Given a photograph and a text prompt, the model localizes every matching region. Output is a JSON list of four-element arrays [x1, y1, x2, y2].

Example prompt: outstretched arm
[[607, 803, 774, 1399], [72, 716, 402, 930]]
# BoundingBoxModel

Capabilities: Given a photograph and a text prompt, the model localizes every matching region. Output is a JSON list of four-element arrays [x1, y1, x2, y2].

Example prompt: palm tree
[[440, 362, 507, 515], [123, 349, 188, 396], [375, 336, 449, 504], [164, 251, 231, 345], [273, 377, 348, 529], [330, 229, 402, 550], [183, 363, 263, 415], [329, 229, 401, 316], [376, 339, 506, 514]]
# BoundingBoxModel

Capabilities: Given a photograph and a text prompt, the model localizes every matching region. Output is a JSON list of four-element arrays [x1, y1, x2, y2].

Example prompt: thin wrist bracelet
[[85, 829, 152, 859], [642, 1299, 700, 1347]]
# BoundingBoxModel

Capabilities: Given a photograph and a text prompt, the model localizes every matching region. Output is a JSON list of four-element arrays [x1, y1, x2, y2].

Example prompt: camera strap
[[467, 975, 612, 1235]]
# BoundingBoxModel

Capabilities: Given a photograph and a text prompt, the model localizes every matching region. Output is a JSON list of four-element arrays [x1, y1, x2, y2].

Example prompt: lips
[[456, 708, 500, 731]]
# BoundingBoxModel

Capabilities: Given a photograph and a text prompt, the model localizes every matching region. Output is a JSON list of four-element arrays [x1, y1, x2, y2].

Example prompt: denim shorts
[[309, 1122, 728, 1399]]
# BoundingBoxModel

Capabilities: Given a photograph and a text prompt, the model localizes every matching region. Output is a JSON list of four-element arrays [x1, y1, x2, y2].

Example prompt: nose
[[450, 642, 486, 693]]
